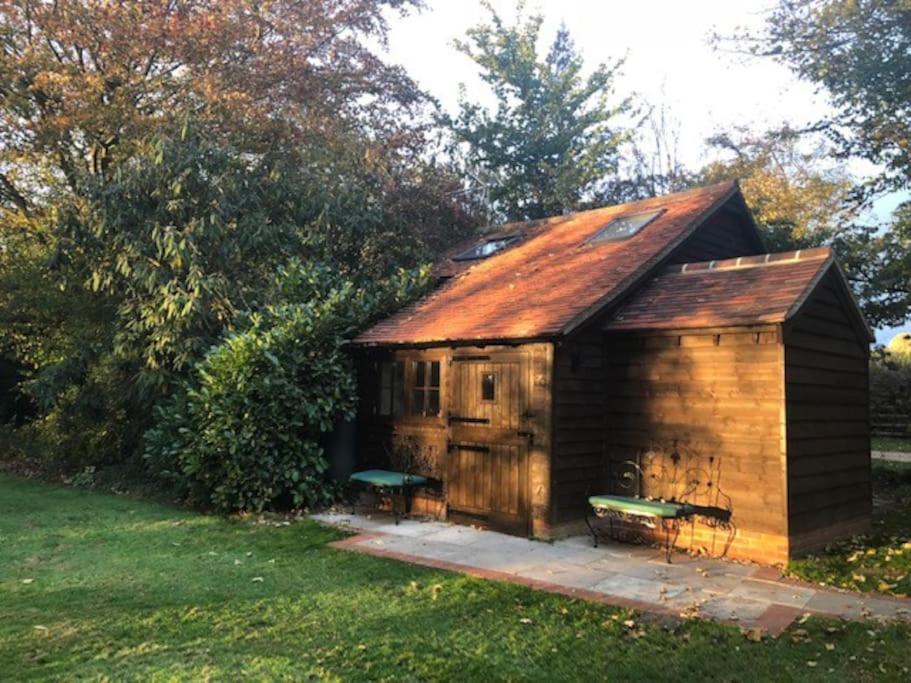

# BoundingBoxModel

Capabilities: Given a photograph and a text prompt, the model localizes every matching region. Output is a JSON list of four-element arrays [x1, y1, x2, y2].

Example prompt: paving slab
[[591, 574, 688, 604], [420, 525, 490, 546], [730, 579, 816, 609], [515, 562, 610, 590]]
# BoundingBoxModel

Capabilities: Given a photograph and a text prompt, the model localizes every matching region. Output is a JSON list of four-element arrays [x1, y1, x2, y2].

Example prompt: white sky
[[385, 0, 908, 341], [386, 0, 832, 167]]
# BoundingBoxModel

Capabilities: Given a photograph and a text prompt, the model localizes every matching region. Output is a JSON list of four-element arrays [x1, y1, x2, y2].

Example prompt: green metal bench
[[586, 494, 695, 563], [349, 469, 428, 524]]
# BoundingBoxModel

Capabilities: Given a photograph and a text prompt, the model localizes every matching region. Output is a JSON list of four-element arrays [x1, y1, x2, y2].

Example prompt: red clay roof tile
[[603, 247, 835, 331], [355, 182, 741, 346]]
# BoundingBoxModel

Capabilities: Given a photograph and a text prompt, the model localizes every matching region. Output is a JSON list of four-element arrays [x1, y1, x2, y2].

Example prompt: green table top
[[588, 494, 694, 519], [350, 469, 428, 488]]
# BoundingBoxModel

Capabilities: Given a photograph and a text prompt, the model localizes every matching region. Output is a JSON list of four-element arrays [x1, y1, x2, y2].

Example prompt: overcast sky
[[384, 1, 908, 341]]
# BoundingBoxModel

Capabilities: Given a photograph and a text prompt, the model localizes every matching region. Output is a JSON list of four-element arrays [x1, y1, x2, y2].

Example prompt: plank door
[[447, 354, 530, 535]]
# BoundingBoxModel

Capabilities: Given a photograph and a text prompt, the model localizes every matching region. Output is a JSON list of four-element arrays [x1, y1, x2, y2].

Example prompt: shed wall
[[666, 209, 762, 263], [354, 343, 554, 536], [784, 271, 872, 555], [596, 328, 790, 563]]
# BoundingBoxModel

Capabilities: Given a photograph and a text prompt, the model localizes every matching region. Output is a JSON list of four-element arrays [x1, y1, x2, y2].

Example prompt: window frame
[[585, 209, 665, 245], [374, 351, 446, 423], [452, 233, 521, 261], [410, 359, 441, 417], [376, 360, 405, 417], [480, 371, 497, 403]]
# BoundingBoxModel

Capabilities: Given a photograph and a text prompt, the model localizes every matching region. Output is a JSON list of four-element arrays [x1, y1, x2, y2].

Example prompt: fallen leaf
[[743, 627, 764, 642], [807, 661, 818, 668], [21, 578, 34, 584], [519, 618, 533, 625], [251, 576, 264, 583], [32, 625, 48, 632], [825, 643, 836, 651]]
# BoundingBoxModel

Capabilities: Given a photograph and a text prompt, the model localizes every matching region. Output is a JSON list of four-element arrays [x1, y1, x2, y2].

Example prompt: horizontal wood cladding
[[784, 269, 871, 548], [551, 326, 606, 525], [355, 342, 554, 537], [667, 209, 763, 264], [553, 325, 790, 552]]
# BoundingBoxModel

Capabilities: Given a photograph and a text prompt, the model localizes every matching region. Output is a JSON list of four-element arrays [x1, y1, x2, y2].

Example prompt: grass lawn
[[2, 475, 911, 681], [789, 462, 911, 598], [872, 437, 911, 453]]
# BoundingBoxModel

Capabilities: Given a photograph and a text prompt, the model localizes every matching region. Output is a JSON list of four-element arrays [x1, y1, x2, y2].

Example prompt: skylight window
[[586, 209, 664, 245], [454, 234, 520, 261]]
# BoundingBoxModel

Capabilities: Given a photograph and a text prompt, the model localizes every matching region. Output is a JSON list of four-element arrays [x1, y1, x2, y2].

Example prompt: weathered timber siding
[[354, 343, 553, 537], [667, 210, 763, 263], [599, 328, 789, 563], [551, 327, 606, 526], [784, 271, 872, 555]]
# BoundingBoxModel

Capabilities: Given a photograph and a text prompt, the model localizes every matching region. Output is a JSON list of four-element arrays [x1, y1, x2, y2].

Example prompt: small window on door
[[378, 361, 405, 416], [411, 360, 441, 417], [481, 372, 496, 402]]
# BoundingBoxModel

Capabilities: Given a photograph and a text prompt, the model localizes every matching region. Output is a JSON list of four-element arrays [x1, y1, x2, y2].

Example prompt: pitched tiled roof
[[355, 182, 742, 346], [603, 247, 837, 331]]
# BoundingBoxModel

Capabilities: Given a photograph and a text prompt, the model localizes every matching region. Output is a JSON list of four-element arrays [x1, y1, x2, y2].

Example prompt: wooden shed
[[350, 182, 874, 564]]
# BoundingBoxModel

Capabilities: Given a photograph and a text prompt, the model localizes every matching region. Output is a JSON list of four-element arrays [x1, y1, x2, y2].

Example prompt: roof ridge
[[674, 246, 832, 275], [478, 181, 739, 236]]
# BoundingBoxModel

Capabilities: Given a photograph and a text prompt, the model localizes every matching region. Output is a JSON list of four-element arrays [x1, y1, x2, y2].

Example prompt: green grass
[[873, 437, 911, 453], [789, 462, 911, 597], [2, 476, 911, 681]]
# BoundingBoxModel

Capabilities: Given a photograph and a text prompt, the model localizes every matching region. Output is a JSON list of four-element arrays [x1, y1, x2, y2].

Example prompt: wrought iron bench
[[586, 494, 695, 562], [349, 469, 428, 524], [585, 446, 733, 563]]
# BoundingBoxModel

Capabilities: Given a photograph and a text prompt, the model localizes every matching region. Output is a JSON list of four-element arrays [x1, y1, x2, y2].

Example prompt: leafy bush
[[144, 261, 429, 512], [870, 347, 911, 436]]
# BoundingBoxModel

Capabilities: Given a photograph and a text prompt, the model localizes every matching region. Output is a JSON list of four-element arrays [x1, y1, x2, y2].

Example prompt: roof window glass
[[454, 234, 520, 261], [586, 209, 664, 245]]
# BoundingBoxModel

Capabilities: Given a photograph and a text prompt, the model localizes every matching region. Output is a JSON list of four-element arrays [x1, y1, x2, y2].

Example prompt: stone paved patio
[[313, 512, 911, 635]]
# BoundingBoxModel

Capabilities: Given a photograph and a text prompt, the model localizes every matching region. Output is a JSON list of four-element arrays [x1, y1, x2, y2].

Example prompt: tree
[[447, 2, 632, 220], [835, 202, 911, 328], [716, 0, 911, 194], [0, 0, 429, 213], [714, 1, 910, 326], [698, 127, 909, 328], [599, 103, 694, 205], [0, 2, 479, 471], [699, 128, 858, 251]]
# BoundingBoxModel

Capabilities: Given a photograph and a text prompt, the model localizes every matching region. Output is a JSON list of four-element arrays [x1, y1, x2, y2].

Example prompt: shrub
[[870, 347, 911, 437], [144, 261, 429, 512]]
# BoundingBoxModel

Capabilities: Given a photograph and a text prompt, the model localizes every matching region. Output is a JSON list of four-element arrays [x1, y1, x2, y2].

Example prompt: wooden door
[[447, 354, 530, 535]]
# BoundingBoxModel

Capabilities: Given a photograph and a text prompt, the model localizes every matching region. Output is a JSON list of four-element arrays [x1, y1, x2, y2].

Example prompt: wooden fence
[[872, 412, 911, 438]]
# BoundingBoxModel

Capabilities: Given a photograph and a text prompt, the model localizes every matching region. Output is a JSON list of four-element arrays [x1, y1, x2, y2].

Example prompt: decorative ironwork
[[586, 441, 737, 560]]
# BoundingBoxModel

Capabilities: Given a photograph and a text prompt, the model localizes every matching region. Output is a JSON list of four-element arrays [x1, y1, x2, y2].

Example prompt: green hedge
[[144, 261, 429, 512]]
